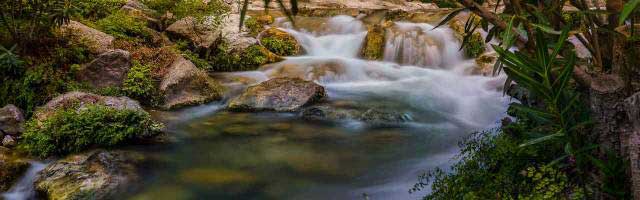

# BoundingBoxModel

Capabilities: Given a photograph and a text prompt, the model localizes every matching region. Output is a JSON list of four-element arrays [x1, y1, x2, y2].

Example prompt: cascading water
[[2, 161, 47, 200], [3, 15, 510, 200], [250, 15, 508, 128]]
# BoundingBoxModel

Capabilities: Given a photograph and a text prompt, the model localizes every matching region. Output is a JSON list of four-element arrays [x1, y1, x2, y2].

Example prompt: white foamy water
[[2, 161, 48, 200], [238, 15, 509, 128]]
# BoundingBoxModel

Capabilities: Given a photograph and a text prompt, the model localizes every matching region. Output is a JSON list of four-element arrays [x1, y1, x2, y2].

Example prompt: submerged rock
[[361, 24, 386, 60], [301, 105, 411, 125], [258, 28, 301, 56], [159, 56, 224, 110], [60, 21, 114, 54], [228, 78, 327, 112], [0, 104, 25, 136], [76, 49, 132, 88], [0, 147, 29, 192], [34, 150, 143, 200]]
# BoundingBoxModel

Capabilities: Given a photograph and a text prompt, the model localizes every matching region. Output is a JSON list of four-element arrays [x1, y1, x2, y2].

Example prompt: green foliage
[[123, 62, 156, 100], [519, 166, 585, 200], [260, 37, 298, 56], [143, 0, 230, 26], [414, 125, 571, 199], [0, 45, 25, 78], [1, 62, 74, 118], [463, 32, 485, 58], [244, 17, 261, 36], [0, 0, 75, 46], [421, 0, 458, 8], [75, 0, 127, 20], [20, 104, 161, 157], [209, 43, 274, 72], [96, 11, 151, 41]]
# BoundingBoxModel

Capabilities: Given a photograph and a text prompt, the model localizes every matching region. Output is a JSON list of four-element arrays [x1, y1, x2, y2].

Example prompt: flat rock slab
[[228, 77, 327, 112]]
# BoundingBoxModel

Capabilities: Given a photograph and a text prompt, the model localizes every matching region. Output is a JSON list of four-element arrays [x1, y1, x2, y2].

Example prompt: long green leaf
[[238, 0, 250, 30], [511, 104, 555, 122], [433, 8, 468, 29], [519, 130, 564, 148], [620, 0, 640, 26]]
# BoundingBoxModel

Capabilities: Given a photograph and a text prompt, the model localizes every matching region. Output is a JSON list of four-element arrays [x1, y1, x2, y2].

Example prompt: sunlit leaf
[[620, 0, 640, 26]]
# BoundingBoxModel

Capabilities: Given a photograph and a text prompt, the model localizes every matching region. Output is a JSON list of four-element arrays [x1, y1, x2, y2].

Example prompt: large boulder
[[0, 105, 25, 136], [34, 150, 143, 200], [60, 21, 114, 54], [159, 56, 224, 109], [76, 49, 132, 88], [33, 91, 143, 122], [221, 14, 259, 52], [0, 147, 29, 192], [165, 17, 220, 48], [228, 78, 327, 112], [258, 28, 301, 56]]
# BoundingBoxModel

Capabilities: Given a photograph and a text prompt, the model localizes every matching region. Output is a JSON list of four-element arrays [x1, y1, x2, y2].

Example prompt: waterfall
[[232, 15, 509, 128], [2, 161, 48, 200], [383, 22, 462, 68]]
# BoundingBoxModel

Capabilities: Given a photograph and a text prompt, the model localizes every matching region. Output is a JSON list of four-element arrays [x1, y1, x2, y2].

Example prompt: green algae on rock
[[361, 24, 386, 60], [259, 28, 301, 57], [34, 150, 144, 200], [0, 147, 29, 192]]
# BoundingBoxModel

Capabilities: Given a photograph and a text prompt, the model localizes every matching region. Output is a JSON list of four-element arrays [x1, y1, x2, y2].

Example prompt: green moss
[[20, 104, 162, 157], [96, 11, 151, 42], [209, 43, 282, 72], [361, 24, 385, 60], [245, 15, 274, 36], [259, 28, 301, 56]]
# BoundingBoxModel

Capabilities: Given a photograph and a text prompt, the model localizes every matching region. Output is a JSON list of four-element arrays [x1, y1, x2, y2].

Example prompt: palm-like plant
[[493, 27, 594, 168]]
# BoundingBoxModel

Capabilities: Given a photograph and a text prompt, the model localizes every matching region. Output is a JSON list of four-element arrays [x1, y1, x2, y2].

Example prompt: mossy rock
[[361, 24, 386, 60], [448, 16, 486, 58], [0, 148, 29, 192], [210, 44, 283, 72], [259, 28, 301, 57], [245, 15, 275, 36]]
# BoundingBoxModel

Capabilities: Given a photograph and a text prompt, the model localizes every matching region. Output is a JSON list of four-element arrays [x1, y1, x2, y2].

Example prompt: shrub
[[413, 124, 571, 199], [123, 62, 156, 100], [20, 104, 162, 157], [143, 0, 230, 26], [259, 28, 300, 56], [0, 0, 74, 47], [209, 43, 281, 72], [75, 0, 127, 20], [463, 32, 485, 58], [96, 11, 151, 42]]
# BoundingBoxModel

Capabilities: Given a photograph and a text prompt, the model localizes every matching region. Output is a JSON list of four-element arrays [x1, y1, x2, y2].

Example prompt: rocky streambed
[[1, 1, 510, 199]]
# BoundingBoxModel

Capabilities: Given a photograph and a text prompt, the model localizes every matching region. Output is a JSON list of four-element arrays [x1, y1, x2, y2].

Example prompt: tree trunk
[[625, 92, 640, 199]]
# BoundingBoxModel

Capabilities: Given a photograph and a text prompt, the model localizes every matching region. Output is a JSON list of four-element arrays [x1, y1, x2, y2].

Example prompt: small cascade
[[233, 15, 509, 128], [2, 161, 48, 200], [383, 22, 463, 68], [281, 16, 368, 58]]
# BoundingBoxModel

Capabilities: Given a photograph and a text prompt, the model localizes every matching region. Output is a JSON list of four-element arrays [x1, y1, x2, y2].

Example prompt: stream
[[3, 15, 510, 200]]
